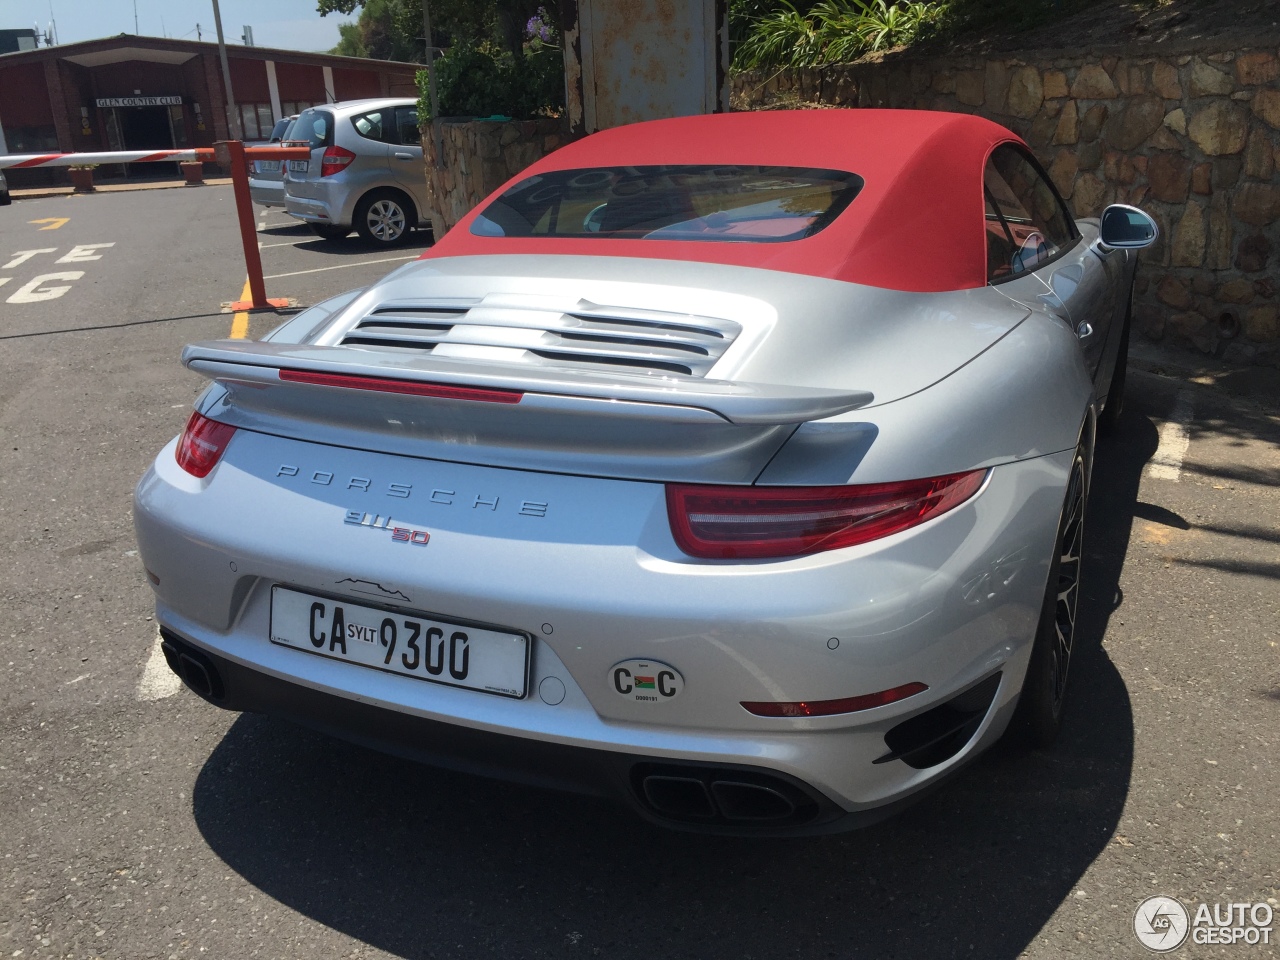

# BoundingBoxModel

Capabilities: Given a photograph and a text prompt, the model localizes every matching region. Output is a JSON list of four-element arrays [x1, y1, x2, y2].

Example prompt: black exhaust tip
[[159, 628, 226, 702], [710, 780, 796, 821], [642, 776, 715, 820], [631, 763, 822, 828]]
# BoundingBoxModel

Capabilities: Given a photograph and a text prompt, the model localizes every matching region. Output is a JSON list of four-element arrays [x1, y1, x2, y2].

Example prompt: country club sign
[[96, 96, 182, 107]]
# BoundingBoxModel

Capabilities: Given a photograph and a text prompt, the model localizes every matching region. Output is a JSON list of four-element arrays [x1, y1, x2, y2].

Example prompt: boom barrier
[[0, 143, 314, 310]]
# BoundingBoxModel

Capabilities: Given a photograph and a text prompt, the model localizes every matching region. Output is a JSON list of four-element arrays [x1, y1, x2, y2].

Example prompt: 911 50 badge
[[344, 510, 430, 544], [610, 659, 683, 703]]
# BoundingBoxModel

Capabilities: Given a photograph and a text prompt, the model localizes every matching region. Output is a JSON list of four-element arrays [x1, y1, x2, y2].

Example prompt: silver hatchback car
[[284, 98, 430, 245]]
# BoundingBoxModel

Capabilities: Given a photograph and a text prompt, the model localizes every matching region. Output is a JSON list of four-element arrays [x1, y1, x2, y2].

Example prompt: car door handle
[[1076, 322, 1093, 339], [394, 152, 414, 160]]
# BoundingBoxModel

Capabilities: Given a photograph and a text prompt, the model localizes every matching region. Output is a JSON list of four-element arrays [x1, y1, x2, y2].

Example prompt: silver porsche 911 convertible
[[135, 109, 1157, 834]]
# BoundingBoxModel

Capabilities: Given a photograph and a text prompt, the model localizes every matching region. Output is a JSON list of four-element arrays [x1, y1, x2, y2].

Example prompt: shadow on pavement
[[191, 409, 1158, 959]]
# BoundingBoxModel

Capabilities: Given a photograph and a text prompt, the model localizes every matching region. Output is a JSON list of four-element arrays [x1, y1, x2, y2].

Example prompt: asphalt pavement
[[0, 185, 1276, 960]]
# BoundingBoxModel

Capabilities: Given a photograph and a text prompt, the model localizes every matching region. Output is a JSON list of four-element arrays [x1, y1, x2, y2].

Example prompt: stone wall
[[421, 117, 567, 236], [733, 40, 1280, 363]]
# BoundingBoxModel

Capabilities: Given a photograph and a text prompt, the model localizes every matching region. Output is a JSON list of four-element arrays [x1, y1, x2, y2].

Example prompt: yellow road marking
[[29, 217, 70, 231], [230, 277, 251, 339]]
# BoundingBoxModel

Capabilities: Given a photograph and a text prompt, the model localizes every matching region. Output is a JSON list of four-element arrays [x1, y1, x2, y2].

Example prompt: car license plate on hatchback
[[256, 160, 280, 172], [269, 586, 529, 698], [287, 159, 309, 173]]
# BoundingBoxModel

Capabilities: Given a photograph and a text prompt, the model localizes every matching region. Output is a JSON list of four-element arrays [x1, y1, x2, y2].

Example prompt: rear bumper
[[135, 433, 1071, 827], [158, 625, 982, 835], [249, 177, 285, 207], [284, 193, 335, 223]]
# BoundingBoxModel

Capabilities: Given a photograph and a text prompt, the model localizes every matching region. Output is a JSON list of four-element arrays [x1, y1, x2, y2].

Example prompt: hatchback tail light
[[320, 145, 357, 177], [666, 470, 987, 560], [175, 411, 237, 478]]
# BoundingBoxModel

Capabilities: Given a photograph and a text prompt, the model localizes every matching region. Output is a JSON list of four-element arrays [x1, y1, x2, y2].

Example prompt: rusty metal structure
[[559, 0, 730, 137]]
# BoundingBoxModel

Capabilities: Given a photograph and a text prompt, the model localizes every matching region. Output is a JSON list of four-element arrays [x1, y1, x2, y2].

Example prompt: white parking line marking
[[264, 254, 418, 280], [137, 631, 182, 701], [1148, 391, 1194, 482]]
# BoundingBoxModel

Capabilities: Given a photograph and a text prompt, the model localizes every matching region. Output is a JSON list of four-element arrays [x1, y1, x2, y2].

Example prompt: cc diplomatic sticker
[[610, 659, 683, 703]]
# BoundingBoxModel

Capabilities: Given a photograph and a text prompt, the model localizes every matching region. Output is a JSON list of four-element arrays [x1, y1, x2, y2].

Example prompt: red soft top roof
[[424, 109, 1024, 293]]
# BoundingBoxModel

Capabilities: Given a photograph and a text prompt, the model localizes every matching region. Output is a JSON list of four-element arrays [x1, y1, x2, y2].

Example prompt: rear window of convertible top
[[471, 165, 864, 243]]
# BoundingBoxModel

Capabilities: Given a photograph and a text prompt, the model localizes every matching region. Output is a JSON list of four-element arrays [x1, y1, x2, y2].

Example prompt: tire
[[1097, 288, 1132, 436], [0, 190, 11, 207], [354, 189, 414, 245], [309, 223, 351, 241], [1011, 442, 1087, 748]]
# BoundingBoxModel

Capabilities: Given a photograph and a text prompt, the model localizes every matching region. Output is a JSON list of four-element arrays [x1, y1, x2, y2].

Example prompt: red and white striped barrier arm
[[0, 148, 218, 169]]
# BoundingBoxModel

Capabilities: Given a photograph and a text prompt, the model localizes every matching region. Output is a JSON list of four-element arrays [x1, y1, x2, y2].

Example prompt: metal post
[[211, 0, 242, 140], [215, 140, 292, 311], [421, 0, 443, 167]]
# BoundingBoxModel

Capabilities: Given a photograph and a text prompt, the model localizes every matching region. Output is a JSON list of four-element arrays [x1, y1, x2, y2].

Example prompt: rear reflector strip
[[279, 369, 523, 404], [741, 681, 928, 718]]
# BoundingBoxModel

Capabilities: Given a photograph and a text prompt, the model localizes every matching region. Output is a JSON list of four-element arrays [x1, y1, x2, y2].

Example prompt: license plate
[[269, 586, 529, 698], [256, 160, 280, 172], [288, 159, 309, 172]]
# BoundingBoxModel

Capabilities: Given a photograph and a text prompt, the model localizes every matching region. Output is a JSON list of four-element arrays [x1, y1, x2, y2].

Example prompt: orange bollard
[[215, 139, 290, 312]]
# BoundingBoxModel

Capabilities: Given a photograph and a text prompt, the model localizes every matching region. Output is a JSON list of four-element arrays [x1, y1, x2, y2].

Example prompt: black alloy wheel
[[1012, 444, 1087, 747]]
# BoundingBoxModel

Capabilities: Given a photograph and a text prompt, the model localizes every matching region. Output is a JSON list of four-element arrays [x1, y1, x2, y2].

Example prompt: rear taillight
[[666, 470, 987, 560], [320, 145, 356, 176], [175, 411, 236, 478]]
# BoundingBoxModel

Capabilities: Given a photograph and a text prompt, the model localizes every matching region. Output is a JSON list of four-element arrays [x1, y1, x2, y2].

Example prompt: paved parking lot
[[0, 185, 1276, 959]]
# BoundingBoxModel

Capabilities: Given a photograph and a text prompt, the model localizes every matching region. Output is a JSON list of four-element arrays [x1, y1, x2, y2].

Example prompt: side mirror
[[1098, 204, 1159, 249]]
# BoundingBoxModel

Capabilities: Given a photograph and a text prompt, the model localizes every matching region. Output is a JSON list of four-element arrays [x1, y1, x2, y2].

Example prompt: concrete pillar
[[42, 59, 75, 153], [265, 60, 283, 122], [201, 53, 231, 141]]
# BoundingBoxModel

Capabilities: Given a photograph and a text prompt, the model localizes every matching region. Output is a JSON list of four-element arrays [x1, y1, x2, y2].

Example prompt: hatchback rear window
[[472, 165, 864, 243], [291, 109, 334, 150], [267, 117, 291, 142]]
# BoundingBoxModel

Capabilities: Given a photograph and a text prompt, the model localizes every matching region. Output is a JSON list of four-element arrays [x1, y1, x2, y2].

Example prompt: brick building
[[0, 34, 419, 183]]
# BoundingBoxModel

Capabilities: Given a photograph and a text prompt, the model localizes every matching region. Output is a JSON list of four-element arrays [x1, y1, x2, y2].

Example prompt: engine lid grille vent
[[339, 296, 743, 378]]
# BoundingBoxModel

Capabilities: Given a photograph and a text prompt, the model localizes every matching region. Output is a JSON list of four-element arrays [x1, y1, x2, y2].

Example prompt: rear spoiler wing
[[182, 340, 873, 426]]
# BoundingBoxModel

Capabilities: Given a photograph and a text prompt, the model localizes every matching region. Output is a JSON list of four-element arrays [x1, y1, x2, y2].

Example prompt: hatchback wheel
[[1012, 443, 1087, 747], [355, 190, 414, 245]]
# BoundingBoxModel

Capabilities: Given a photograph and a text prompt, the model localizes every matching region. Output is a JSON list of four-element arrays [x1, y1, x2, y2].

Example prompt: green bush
[[417, 43, 563, 122], [733, 0, 945, 69]]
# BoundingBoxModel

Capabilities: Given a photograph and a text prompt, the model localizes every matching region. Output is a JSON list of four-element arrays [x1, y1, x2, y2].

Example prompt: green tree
[[318, 0, 549, 57], [331, 20, 366, 56]]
